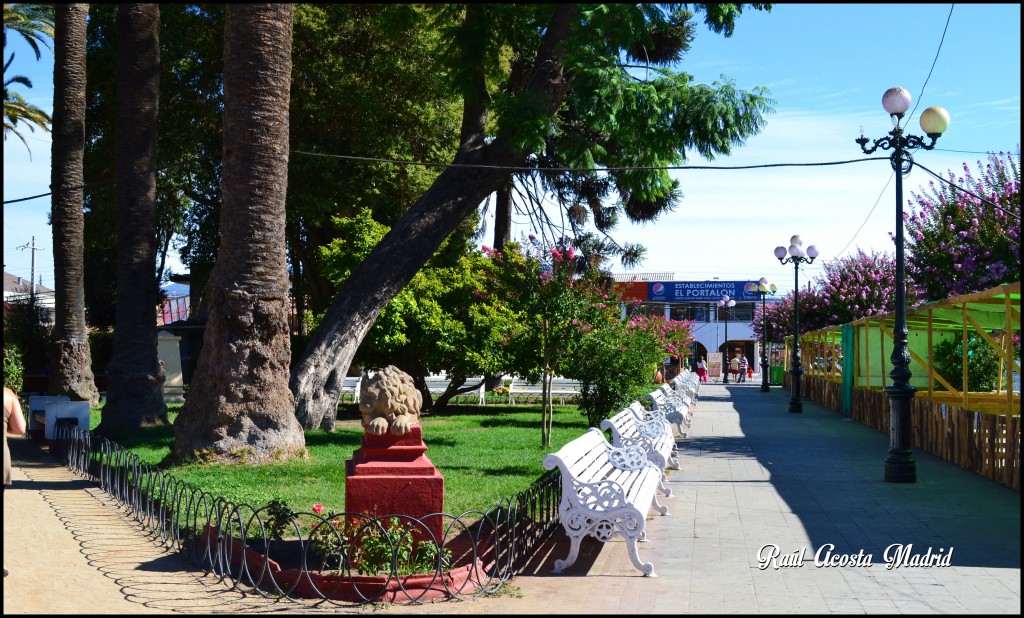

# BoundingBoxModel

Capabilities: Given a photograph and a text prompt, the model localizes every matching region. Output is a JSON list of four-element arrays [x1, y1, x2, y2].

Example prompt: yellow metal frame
[[785, 282, 1020, 416]]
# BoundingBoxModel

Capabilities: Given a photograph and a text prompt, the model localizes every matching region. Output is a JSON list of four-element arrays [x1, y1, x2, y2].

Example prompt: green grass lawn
[[88, 401, 591, 517]]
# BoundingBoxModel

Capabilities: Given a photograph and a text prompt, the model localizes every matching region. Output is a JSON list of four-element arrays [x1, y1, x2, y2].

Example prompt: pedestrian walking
[[4, 385, 28, 577]]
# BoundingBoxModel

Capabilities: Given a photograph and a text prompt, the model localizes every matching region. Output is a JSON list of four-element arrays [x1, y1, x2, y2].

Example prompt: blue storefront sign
[[648, 281, 759, 302]]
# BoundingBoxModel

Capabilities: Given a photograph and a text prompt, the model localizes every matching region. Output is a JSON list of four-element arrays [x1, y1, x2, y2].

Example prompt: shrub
[[564, 317, 665, 428], [932, 335, 1002, 392], [2, 296, 51, 373], [4, 343, 25, 393], [307, 511, 451, 576]]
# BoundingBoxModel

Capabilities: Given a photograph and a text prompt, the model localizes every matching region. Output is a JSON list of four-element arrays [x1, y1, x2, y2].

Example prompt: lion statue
[[359, 365, 423, 436]]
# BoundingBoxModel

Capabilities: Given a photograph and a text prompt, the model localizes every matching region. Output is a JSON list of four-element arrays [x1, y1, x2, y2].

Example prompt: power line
[[914, 161, 1021, 222], [1, 153, 893, 205], [935, 147, 1018, 156], [905, 4, 954, 127], [834, 171, 894, 259], [2, 159, 192, 205]]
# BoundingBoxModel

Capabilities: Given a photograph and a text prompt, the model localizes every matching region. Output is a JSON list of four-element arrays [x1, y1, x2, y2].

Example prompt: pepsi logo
[[652, 283, 665, 295]]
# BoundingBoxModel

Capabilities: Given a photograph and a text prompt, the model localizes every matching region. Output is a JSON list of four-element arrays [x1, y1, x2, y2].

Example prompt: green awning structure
[[790, 281, 1020, 417]]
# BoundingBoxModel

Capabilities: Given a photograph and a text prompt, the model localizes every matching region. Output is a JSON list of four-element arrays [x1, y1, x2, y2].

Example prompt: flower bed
[[201, 525, 485, 603]]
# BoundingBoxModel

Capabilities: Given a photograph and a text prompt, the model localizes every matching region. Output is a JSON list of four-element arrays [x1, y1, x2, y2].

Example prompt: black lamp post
[[856, 86, 949, 484], [774, 235, 818, 413], [747, 277, 777, 393], [717, 294, 736, 384]]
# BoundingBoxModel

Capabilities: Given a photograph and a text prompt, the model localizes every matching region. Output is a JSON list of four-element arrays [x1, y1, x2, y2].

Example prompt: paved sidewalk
[[3, 382, 1020, 614]]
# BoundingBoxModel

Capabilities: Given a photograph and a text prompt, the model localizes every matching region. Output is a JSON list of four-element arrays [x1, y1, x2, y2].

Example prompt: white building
[[3, 270, 56, 325], [613, 272, 783, 374]]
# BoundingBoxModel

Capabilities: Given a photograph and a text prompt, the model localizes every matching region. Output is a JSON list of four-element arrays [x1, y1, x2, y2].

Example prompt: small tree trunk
[[541, 318, 552, 447], [493, 176, 513, 250]]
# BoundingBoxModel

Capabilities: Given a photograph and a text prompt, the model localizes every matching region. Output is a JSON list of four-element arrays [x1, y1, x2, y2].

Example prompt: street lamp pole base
[[884, 452, 916, 483], [884, 387, 917, 483], [789, 369, 803, 412], [761, 384, 770, 393]]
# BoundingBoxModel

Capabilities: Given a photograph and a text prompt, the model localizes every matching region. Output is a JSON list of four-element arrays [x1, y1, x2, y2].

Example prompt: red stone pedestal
[[345, 423, 445, 543]]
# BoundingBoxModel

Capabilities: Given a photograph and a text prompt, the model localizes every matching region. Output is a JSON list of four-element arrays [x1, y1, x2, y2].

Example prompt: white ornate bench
[[600, 402, 679, 497], [507, 376, 582, 405], [672, 371, 700, 405], [543, 427, 669, 577], [338, 375, 362, 404], [647, 386, 692, 439]]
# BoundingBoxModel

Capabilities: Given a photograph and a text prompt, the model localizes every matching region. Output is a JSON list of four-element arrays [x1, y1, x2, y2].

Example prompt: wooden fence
[[793, 374, 1020, 491]]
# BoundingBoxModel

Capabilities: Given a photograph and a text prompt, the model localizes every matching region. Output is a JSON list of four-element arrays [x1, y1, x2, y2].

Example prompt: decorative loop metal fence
[[48, 422, 563, 606]]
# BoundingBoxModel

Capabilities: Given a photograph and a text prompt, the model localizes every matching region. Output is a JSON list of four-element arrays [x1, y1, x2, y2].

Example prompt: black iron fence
[[50, 421, 563, 606]]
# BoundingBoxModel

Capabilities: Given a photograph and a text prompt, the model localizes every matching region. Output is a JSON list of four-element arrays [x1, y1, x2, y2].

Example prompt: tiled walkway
[[3, 381, 1020, 614]]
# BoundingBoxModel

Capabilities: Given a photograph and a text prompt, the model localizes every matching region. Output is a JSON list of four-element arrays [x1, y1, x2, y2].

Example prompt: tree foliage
[[2, 295, 51, 373], [292, 4, 775, 424], [3, 342, 24, 394], [4, 3, 54, 58], [286, 4, 465, 316], [754, 249, 904, 344], [481, 237, 609, 446], [755, 283, 818, 344], [312, 209, 513, 419], [564, 313, 665, 429]]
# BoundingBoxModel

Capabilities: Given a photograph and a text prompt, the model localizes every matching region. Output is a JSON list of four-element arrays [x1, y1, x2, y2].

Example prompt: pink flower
[[312, 503, 323, 514]]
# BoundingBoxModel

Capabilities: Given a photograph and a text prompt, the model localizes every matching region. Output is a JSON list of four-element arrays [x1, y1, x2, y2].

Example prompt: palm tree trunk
[[172, 4, 305, 464], [50, 3, 99, 404], [99, 3, 168, 434]]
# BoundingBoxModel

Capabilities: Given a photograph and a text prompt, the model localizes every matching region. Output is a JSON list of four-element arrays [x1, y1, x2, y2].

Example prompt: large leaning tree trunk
[[98, 3, 167, 435], [291, 5, 578, 429], [49, 3, 99, 405], [172, 4, 305, 464], [492, 176, 513, 251]]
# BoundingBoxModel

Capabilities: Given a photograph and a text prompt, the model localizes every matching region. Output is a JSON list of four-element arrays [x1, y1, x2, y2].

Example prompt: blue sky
[[4, 4, 1021, 297]]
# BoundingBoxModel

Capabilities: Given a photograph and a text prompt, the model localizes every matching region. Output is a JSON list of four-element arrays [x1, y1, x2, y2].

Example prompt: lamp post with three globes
[[774, 236, 818, 413]]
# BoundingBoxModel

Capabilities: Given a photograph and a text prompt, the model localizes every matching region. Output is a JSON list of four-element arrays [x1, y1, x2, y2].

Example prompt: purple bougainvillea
[[904, 148, 1020, 302], [753, 249, 902, 341]]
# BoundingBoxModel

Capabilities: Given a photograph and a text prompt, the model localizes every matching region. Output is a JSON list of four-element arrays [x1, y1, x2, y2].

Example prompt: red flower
[[312, 503, 324, 514]]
